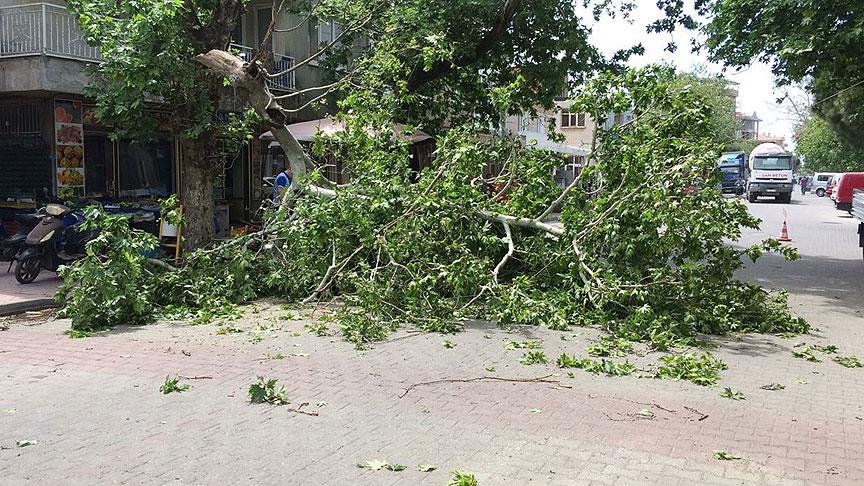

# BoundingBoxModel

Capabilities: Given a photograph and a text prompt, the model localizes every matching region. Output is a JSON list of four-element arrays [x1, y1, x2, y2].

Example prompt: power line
[[813, 78, 864, 105]]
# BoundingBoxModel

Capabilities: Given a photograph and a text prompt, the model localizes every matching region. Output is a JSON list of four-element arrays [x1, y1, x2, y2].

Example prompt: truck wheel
[[14, 256, 40, 284], [816, 188, 825, 197], [747, 193, 757, 203]]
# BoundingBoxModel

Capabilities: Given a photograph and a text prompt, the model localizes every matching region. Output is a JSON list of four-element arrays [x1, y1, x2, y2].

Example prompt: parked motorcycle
[[13, 203, 96, 284], [1, 213, 41, 269]]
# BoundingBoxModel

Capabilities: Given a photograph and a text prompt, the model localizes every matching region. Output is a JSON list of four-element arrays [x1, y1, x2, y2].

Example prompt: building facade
[[0, 0, 340, 229]]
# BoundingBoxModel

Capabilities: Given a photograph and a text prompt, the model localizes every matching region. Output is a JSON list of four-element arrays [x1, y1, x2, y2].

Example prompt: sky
[[585, 2, 801, 148]]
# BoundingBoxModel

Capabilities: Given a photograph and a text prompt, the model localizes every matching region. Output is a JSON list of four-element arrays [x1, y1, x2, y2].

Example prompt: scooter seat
[[3, 234, 25, 245]]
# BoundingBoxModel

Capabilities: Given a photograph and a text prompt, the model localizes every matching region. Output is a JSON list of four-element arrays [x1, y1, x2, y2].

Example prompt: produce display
[[54, 99, 86, 193], [57, 168, 85, 186], [56, 123, 83, 145], [57, 145, 84, 168]]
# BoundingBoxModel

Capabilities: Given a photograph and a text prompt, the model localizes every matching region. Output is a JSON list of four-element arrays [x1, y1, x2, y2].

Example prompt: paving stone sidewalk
[[1, 194, 863, 486]]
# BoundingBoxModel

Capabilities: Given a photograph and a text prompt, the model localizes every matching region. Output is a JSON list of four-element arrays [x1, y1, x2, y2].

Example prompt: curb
[[0, 298, 59, 317]]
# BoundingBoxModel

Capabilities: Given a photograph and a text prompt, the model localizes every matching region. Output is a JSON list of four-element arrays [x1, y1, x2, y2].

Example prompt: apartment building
[[502, 99, 595, 188], [0, 0, 339, 225]]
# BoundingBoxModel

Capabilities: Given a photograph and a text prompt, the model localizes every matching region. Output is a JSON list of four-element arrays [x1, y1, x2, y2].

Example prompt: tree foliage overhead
[[69, 0, 250, 250], [795, 117, 864, 174], [700, 0, 864, 149], [673, 70, 741, 150]]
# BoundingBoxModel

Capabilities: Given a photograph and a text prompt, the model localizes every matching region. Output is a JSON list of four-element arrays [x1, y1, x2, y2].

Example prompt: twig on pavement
[[399, 374, 558, 398]]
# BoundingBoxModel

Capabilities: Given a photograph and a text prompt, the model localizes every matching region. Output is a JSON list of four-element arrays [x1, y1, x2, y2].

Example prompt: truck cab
[[717, 152, 747, 195], [746, 143, 797, 204]]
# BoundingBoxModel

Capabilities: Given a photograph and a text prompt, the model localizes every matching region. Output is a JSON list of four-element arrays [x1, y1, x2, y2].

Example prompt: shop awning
[[260, 117, 432, 146]]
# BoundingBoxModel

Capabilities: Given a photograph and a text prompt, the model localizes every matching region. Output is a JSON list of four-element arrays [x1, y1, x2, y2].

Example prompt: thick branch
[[194, 49, 335, 199], [492, 222, 514, 284], [478, 210, 564, 237], [406, 0, 522, 92]]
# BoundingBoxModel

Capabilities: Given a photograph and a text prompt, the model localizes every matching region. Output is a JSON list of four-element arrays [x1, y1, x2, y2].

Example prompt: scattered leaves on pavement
[[447, 470, 479, 486], [529, 408, 543, 414], [812, 344, 838, 354], [760, 383, 785, 391], [16, 440, 37, 448], [520, 351, 548, 365], [505, 340, 542, 350], [720, 388, 745, 400], [834, 356, 863, 368], [417, 464, 437, 472], [635, 409, 655, 419], [248, 376, 289, 405], [159, 376, 191, 394], [443, 339, 456, 349], [792, 347, 822, 362], [358, 460, 404, 471], [713, 450, 741, 461]]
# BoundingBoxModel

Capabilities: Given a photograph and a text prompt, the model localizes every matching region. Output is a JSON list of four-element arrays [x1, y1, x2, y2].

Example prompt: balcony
[[230, 43, 295, 91], [0, 3, 101, 62]]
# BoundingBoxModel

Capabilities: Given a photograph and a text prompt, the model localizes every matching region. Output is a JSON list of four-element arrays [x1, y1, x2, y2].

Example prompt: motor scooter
[[1, 213, 40, 269], [13, 203, 95, 284]]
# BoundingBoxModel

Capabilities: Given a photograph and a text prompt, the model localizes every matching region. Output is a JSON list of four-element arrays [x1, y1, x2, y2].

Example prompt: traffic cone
[[778, 218, 792, 242]]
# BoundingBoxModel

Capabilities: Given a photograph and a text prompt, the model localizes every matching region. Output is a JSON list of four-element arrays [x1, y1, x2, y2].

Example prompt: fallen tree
[[59, 53, 807, 352]]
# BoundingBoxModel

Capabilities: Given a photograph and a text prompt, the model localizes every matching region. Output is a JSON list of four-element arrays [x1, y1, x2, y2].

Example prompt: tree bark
[[181, 133, 216, 250]]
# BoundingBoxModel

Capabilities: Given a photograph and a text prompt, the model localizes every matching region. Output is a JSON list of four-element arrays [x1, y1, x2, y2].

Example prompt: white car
[[812, 172, 841, 197]]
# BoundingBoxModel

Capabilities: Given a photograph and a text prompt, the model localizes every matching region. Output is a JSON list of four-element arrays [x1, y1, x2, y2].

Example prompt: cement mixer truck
[[745, 143, 797, 204]]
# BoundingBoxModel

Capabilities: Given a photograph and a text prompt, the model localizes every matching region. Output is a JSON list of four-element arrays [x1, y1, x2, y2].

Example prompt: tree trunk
[[181, 135, 216, 251]]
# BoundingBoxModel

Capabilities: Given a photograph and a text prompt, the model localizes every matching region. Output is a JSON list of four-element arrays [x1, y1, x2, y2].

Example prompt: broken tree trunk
[[194, 49, 335, 200]]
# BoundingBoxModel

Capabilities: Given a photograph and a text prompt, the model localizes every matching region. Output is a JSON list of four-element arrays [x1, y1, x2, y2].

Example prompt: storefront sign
[[54, 99, 85, 199]]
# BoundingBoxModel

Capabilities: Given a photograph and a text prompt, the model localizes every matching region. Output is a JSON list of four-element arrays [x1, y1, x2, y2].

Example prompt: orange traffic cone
[[778, 218, 792, 242]]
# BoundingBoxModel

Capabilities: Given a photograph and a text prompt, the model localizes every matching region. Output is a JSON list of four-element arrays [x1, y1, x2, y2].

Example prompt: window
[[561, 110, 586, 128], [118, 139, 175, 198], [232, 18, 243, 45], [817, 175, 830, 182], [311, 18, 342, 57], [752, 156, 792, 170], [256, 8, 273, 51]]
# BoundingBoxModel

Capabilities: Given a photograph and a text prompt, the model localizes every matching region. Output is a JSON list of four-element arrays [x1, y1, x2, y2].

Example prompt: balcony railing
[[230, 43, 295, 91], [0, 3, 101, 62]]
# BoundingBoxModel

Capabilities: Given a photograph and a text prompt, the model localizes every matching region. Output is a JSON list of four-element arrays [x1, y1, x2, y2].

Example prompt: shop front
[[1, 95, 268, 249], [0, 96, 178, 235]]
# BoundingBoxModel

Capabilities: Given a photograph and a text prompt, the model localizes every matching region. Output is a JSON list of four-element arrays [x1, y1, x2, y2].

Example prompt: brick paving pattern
[[1, 193, 863, 485]]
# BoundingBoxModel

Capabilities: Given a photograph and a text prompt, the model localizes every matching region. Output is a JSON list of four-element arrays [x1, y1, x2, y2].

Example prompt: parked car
[[812, 172, 840, 197], [827, 174, 841, 200], [834, 172, 864, 212]]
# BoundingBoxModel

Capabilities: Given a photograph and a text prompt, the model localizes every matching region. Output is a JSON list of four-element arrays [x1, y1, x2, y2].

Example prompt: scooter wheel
[[14, 257, 41, 284]]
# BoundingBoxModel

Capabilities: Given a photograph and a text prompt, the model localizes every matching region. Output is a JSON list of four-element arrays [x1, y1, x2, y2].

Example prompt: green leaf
[[713, 450, 741, 461], [719, 387, 745, 400], [358, 460, 389, 471], [417, 464, 437, 472], [760, 383, 785, 391], [834, 356, 863, 368]]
